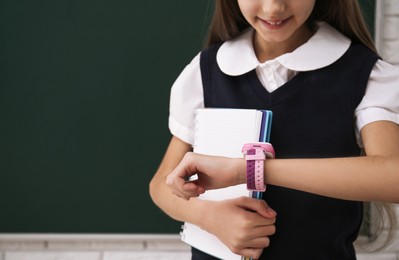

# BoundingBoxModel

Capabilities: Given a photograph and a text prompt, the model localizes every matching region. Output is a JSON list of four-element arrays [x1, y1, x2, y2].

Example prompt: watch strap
[[242, 143, 275, 192], [245, 148, 266, 191]]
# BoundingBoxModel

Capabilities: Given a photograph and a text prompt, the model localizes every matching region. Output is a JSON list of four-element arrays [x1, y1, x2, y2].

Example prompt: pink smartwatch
[[242, 142, 275, 191]]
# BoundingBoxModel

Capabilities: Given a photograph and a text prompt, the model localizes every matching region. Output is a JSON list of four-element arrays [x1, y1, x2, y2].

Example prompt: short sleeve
[[168, 53, 204, 145], [355, 60, 399, 144]]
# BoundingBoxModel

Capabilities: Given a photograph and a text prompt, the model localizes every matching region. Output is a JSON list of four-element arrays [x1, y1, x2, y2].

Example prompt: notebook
[[180, 108, 272, 260]]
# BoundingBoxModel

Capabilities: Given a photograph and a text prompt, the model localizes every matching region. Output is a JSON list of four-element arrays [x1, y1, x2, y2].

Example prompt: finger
[[237, 197, 277, 218], [251, 199, 277, 218], [168, 185, 190, 200], [166, 174, 191, 199], [235, 220, 275, 246], [242, 236, 271, 251], [166, 173, 205, 200], [166, 170, 186, 189], [250, 212, 276, 228], [247, 224, 276, 239], [165, 174, 183, 195], [239, 247, 264, 260], [182, 182, 205, 196], [258, 206, 276, 219]]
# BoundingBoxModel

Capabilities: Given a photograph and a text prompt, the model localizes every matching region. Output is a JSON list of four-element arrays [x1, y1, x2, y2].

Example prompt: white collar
[[216, 22, 351, 76]]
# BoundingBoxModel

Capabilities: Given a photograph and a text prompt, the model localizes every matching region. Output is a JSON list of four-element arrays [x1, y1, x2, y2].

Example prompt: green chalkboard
[[0, 0, 374, 234], [0, 0, 212, 233]]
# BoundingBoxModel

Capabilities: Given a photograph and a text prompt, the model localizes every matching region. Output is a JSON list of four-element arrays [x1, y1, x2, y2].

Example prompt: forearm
[[262, 155, 399, 203], [149, 136, 209, 227], [165, 122, 399, 204], [166, 150, 398, 203], [150, 172, 206, 226], [258, 121, 399, 203]]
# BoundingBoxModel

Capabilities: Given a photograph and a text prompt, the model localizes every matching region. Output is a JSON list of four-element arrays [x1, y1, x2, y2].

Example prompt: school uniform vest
[[194, 43, 379, 260]]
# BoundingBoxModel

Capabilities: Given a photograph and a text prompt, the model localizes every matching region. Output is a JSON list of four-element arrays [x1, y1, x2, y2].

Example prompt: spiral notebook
[[180, 108, 273, 260]]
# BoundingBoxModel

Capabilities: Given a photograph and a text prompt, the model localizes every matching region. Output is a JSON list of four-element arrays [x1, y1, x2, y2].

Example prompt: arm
[[168, 121, 399, 203], [150, 136, 277, 259], [150, 136, 202, 222], [265, 121, 399, 202]]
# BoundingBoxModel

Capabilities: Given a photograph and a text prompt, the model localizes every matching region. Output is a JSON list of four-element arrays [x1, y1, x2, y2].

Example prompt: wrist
[[191, 199, 214, 230], [233, 158, 247, 186], [242, 142, 275, 191]]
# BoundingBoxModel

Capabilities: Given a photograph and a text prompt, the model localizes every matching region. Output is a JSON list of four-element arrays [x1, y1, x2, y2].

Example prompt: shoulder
[[199, 42, 223, 69], [201, 42, 223, 56], [333, 43, 379, 74], [345, 43, 379, 60], [355, 59, 399, 144]]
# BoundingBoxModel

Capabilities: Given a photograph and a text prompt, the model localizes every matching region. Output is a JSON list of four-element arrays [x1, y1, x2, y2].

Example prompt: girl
[[150, 0, 399, 259]]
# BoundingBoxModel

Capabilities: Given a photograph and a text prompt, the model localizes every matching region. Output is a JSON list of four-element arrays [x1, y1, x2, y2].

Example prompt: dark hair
[[205, 0, 376, 53]]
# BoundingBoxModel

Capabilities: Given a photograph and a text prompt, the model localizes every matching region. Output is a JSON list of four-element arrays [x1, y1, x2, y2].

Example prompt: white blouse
[[169, 22, 399, 146]]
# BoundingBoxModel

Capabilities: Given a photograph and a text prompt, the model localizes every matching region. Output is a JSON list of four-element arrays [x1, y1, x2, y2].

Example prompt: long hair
[[206, 0, 376, 53], [205, 0, 396, 250], [309, 0, 376, 52], [205, 0, 248, 47]]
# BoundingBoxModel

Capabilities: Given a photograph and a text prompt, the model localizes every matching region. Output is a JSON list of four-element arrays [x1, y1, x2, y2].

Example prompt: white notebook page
[[181, 108, 263, 259]]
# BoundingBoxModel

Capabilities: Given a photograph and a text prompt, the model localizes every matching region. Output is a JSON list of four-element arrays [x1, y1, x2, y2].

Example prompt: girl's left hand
[[166, 152, 243, 200]]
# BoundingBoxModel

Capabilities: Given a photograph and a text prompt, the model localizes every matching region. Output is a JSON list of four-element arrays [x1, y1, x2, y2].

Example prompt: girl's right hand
[[166, 152, 244, 200], [199, 196, 277, 259]]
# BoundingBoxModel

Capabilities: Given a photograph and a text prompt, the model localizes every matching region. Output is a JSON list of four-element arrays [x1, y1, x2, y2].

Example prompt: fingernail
[[267, 208, 277, 216]]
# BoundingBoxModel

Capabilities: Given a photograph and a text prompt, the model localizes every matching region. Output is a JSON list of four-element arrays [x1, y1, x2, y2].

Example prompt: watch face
[[242, 143, 275, 158], [242, 142, 272, 151]]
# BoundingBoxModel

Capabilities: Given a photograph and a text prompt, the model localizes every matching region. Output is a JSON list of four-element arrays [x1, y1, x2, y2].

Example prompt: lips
[[259, 17, 289, 29], [265, 20, 283, 26]]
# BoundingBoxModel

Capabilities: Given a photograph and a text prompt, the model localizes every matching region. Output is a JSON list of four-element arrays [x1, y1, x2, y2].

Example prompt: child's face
[[238, 0, 315, 54]]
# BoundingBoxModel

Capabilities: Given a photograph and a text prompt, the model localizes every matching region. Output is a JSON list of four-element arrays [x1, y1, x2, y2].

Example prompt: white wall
[[357, 1, 399, 257], [376, 0, 399, 66]]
